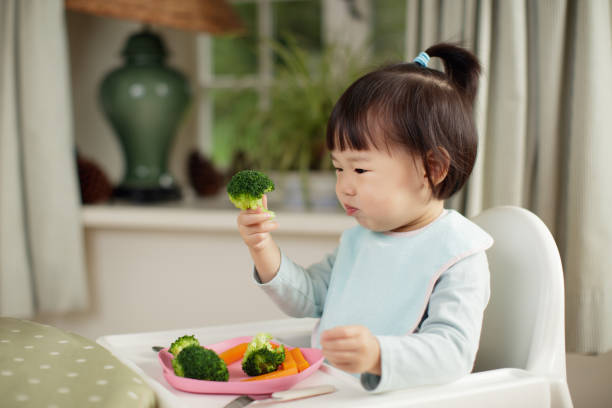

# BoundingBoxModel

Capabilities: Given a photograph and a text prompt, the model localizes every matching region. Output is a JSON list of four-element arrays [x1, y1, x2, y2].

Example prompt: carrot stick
[[241, 366, 298, 381], [281, 347, 296, 371], [218, 342, 248, 365], [290, 348, 310, 372]]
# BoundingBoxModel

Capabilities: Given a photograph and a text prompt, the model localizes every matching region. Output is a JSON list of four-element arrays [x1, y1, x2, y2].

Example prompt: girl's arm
[[235, 194, 336, 317], [361, 251, 491, 392], [255, 249, 337, 318], [236, 195, 281, 283]]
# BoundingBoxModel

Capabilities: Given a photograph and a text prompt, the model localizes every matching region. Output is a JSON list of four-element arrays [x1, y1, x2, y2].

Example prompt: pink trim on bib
[[407, 244, 491, 334]]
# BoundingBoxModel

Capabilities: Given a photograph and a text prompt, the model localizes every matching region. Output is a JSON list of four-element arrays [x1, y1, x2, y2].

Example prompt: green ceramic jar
[[100, 28, 190, 202]]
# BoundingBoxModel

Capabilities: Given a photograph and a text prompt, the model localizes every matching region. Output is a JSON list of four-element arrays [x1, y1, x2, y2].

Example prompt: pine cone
[[77, 155, 113, 204], [187, 150, 224, 196]]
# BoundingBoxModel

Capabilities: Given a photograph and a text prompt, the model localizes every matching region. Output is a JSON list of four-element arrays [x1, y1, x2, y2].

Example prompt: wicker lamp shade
[[65, 0, 243, 35]]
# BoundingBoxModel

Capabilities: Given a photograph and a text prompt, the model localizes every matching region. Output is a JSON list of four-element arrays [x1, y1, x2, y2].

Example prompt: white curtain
[[0, 0, 88, 317], [404, 0, 612, 354]]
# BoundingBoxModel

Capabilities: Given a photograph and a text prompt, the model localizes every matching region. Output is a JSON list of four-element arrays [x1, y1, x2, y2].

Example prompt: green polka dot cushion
[[0, 318, 156, 408]]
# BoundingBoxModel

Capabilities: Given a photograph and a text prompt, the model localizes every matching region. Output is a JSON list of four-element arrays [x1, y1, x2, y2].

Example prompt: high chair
[[272, 206, 574, 407], [469, 205, 573, 407]]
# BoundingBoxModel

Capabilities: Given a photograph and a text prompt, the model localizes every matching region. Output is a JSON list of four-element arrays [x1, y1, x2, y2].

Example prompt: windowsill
[[81, 193, 354, 235]]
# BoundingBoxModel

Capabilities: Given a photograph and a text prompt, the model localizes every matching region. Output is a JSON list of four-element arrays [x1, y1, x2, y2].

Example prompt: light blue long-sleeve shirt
[[254, 209, 493, 392]]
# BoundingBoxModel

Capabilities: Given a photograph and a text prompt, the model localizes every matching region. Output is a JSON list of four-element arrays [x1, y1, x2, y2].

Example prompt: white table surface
[[97, 318, 552, 408]]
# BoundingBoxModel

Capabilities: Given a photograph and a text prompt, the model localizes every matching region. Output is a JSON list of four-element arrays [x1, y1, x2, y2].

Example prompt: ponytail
[[327, 43, 482, 200], [425, 43, 481, 107]]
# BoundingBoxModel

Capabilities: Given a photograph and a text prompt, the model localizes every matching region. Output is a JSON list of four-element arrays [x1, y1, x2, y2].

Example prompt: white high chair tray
[[97, 318, 552, 408]]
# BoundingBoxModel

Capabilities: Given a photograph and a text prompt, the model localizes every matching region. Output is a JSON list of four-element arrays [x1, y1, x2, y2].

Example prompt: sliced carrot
[[241, 366, 298, 381], [218, 342, 248, 365], [281, 347, 296, 371], [290, 348, 310, 372]]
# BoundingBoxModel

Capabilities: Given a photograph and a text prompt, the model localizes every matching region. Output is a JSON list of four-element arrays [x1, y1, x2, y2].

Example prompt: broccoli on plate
[[168, 334, 199, 357], [172, 345, 229, 381], [241, 332, 285, 376], [227, 170, 275, 216]]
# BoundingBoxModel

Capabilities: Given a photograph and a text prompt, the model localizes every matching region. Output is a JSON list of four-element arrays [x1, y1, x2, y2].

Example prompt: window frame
[[195, 0, 382, 165]]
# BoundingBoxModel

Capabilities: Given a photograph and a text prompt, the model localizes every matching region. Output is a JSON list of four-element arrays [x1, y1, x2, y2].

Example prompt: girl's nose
[[337, 175, 356, 196]]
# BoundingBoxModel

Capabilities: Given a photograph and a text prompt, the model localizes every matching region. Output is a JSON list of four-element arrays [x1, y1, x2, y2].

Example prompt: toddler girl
[[235, 43, 493, 392]]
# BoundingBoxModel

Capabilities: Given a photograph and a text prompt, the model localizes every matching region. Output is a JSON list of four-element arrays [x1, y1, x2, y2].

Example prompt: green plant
[[230, 37, 369, 207]]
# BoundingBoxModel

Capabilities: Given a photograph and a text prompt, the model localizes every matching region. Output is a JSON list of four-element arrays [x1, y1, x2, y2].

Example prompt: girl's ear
[[426, 147, 450, 186]]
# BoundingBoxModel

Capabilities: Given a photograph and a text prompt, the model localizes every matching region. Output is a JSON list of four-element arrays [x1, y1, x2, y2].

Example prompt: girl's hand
[[320, 325, 381, 375], [236, 195, 278, 252]]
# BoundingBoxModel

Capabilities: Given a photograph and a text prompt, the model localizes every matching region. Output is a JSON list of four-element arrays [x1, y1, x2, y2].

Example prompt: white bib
[[312, 210, 493, 348]]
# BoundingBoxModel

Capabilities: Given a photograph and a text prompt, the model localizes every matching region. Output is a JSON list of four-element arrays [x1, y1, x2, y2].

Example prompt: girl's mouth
[[344, 204, 358, 216]]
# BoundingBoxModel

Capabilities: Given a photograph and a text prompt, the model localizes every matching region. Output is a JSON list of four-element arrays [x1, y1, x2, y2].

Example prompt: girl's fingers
[[235, 195, 276, 250], [329, 361, 357, 371], [320, 337, 361, 352], [321, 326, 364, 339], [320, 326, 352, 341], [245, 233, 270, 248], [240, 221, 278, 236], [238, 211, 273, 227]]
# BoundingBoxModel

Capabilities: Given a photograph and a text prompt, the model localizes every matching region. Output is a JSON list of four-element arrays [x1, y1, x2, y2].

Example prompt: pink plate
[[159, 336, 324, 395]]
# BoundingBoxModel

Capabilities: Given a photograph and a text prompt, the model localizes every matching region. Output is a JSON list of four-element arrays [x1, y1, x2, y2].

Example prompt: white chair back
[[471, 206, 567, 380]]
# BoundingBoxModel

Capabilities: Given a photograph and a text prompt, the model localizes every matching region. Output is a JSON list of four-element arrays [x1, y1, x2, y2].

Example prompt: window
[[196, 0, 408, 169]]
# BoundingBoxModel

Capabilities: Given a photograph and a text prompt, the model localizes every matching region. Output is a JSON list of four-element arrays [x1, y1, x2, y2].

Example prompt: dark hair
[[326, 43, 481, 199]]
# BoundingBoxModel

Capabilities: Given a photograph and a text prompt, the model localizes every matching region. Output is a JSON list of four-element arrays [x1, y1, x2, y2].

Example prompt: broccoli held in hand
[[168, 334, 199, 357], [242, 332, 285, 377], [172, 345, 229, 381], [227, 170, 275, 216]]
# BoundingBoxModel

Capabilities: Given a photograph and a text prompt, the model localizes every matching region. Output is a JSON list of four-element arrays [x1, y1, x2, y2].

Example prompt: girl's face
[[331, 146, 443, 232]]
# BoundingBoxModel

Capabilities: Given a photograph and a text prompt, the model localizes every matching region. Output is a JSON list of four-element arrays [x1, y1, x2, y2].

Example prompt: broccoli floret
[[227, 170, 275, 215], [172, 345, 229, 382], [241, 332, 285, 376], [171, 356, 185, 377], [169, 334, 199, 357]]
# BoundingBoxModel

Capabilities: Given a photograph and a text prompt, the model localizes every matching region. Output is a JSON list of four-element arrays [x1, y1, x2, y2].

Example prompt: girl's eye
[[334, 167, 343, 172], [355, 168, 368, 174]]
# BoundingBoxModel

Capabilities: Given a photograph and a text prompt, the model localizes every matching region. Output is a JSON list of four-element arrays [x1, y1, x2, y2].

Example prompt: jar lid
[[121, 28, 167, 59]]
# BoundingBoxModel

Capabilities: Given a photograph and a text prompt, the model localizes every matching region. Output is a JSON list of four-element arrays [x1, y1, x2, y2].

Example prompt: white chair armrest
[[367, 368, 560, 408]]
